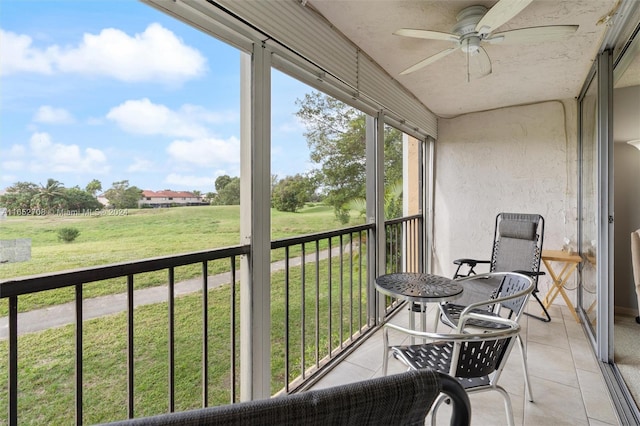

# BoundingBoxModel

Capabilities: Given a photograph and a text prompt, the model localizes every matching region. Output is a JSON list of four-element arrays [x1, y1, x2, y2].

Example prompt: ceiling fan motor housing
[[452, 5, 488, 54], [452, 5, 488, 36]]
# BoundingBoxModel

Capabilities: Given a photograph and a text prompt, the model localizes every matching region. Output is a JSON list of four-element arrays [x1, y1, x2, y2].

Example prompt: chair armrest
[[384, 313, 518, 342], [453, 258, 490, 267], [453, 259, 491, 278], [384, 322, 463, 341], [455, 272, 534, 322], [513, 270, 545, 277]]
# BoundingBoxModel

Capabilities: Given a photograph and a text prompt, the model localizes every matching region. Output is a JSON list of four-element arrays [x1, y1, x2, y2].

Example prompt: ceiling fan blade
[[486, 25, 579, 44], [399, 47, 460, 75], [475, 0, 534, 36], [466, 45, 492, 82], [393, 28, 459, 42]]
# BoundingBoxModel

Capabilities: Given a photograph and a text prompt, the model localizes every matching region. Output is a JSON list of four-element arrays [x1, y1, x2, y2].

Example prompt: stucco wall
[[432, 100, 578, 306]]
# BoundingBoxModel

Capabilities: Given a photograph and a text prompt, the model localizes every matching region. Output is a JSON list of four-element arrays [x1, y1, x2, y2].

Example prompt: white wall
[[613, 84, 640, 315], [613, 140, 640, 314], [432, 100, 578, 305]]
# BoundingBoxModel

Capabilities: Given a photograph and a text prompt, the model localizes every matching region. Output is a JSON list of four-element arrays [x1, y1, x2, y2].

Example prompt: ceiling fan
[[394, 0, 578, 81]]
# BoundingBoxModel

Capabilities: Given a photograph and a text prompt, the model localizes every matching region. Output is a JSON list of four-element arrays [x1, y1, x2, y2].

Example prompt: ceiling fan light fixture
[[461, 36, 481, 54]]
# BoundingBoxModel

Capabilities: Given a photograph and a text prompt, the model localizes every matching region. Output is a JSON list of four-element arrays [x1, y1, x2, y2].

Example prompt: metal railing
[[385, 214, 423, 274], [0, 247, 248, 425], [0, 215, 423, 424], [382, 214, 424, 316], [270, 223, 373, 394]]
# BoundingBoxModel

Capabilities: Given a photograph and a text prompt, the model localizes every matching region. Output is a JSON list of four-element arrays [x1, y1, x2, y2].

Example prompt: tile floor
[[310, 301, 620, 426]]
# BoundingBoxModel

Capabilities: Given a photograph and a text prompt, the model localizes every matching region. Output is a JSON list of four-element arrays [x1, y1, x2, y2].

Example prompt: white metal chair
[[436, 272, 535, 402], [383, 276, 530, 426]]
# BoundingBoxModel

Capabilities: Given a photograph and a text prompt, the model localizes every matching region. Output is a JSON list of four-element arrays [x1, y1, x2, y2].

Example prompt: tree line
[[212, 93, 403, 221], [1, 91, 403, 221], [0, 179, 144, 211]]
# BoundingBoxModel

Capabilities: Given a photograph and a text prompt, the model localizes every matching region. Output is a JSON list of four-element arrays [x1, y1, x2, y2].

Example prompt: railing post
[[127, 275, 134, 418], [8, 296, 18, 426], [201, 262, 209, 407], [168, 267, 175, 412], [75, 284, 83, 425]]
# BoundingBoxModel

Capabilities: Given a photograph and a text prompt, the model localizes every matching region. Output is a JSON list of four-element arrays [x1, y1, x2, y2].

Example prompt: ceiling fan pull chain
[[466, 39, 471, 83]]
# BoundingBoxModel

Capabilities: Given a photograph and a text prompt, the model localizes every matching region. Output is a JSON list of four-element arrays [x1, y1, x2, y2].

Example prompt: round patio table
[[375, 272, 463, 303], [375, 272, 463, 340]]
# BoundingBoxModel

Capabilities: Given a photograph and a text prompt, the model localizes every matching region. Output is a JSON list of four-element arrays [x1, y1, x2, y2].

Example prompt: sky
[[0, 0, 314, 194]]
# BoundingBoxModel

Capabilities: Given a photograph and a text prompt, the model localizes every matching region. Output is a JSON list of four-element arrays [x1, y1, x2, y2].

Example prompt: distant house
[[96, 194, 109, 206], [139, 190, 207, 208]]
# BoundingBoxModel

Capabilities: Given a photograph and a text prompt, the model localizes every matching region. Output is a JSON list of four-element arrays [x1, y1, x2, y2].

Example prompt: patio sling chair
[[450, 212, 548, 322], [103, 369, 471, 426], [382, 308, 523, 426], [436, 272, 535, 402]]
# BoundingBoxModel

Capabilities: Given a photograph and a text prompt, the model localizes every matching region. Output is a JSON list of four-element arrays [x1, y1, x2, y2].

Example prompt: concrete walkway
[[0, 246, 349, 339]]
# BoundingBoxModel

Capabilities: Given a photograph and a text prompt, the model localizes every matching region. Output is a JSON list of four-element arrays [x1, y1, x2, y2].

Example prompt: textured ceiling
[[308, 0, 620, 118]]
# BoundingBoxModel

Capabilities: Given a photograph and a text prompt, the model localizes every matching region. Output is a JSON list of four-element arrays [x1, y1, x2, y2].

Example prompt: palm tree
[[85, 179, 103, 197], [33, 178, 66, 209], [345, 180, 403, 221]]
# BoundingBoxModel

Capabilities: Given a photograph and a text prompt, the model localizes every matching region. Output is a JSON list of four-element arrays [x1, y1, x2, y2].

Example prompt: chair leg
[[495, 386, 516, 426], [517, 335, 534, 402], [523, 290, 551, 322], [382, 328, 389, 376], [429, 393, 447, 426]]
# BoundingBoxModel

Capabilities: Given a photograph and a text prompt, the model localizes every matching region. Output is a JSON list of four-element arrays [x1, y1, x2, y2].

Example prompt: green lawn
[[0, 204, 373, 424], [0, 204, 346, 278], [0, 228, 369, 424], [0, 204, 359, 315]]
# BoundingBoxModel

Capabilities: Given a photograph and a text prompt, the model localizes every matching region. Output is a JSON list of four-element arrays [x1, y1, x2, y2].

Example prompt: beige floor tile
[[528, 318, 571, 350], [588, 419, 619, 426], [524, 376, 589, 424], [577, 369, 618, 425], [308, 300, 622, 426], [570, 336, 600, 373], [311, 360, 374, 389], [527, 340, 579, 387]]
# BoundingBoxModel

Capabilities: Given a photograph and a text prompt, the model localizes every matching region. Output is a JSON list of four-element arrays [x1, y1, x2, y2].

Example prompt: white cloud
[[9, 145, 26, 156], [33, 106, 75, 124], [1, 161, 23, 171], [179, 104, 239, 125], [106, 98, 209, 139], [165, 173, 214, 189], [167, 136, 240, 167], [0, 29, 53, 75], [127, 158, 154, 172], [28, 132, 110, 173], [106, 98, 237, 139], [1, 24, 207, 84]]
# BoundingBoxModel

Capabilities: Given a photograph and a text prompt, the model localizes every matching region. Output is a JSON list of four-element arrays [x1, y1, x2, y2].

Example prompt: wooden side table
[[541, 250, 582, 322]]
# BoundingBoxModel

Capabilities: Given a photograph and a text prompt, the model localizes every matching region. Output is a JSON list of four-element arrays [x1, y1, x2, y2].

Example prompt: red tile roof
[[142, 190, 199, 198]]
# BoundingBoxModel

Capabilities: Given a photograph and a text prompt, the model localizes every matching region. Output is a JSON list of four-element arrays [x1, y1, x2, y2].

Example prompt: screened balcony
[[1, 0, 639, 425], [0, 214, 619, 425]]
